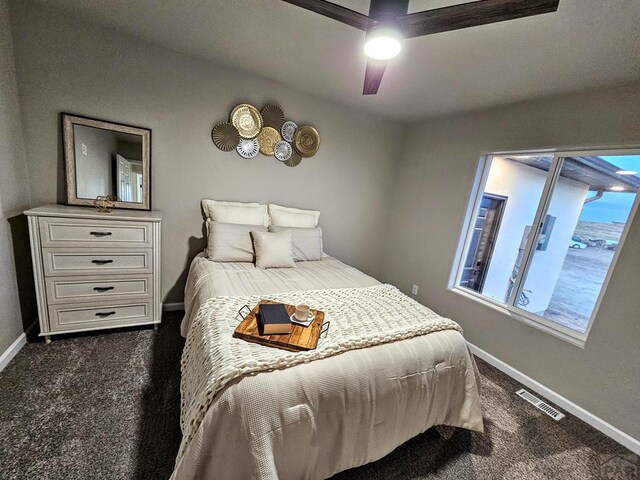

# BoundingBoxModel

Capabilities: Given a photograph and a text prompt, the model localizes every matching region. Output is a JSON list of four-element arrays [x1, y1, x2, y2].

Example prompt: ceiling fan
[[281, 0, 561, 95]]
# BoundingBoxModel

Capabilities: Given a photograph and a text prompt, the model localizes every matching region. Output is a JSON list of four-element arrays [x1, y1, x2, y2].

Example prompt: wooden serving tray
[[233, 300, 325, 352]]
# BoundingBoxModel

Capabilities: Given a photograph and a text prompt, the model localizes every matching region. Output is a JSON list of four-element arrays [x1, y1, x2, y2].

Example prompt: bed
[[172, 252, 483, 480]]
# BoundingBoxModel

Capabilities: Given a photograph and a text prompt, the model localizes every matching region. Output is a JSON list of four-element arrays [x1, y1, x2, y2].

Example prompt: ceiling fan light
[[364, 25, 403, 60]]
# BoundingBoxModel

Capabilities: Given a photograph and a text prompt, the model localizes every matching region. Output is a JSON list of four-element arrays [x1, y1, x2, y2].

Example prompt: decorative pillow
[[268, 204, 320, 228], [269, 225, 323, 261], [202, 199, 269, 227], [252, 230, 295, 269], [207, 222, 266, 262]]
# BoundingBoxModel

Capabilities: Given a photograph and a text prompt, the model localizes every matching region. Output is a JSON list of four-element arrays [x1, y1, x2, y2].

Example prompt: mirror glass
[[63, 114, 151, 210], [73, 125, 144, 202]]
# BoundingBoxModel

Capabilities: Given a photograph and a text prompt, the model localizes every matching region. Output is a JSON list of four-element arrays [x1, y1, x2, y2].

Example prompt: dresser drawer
[[45, 274, 152, 304], [48, 300, 153, 333], [39, 217, 152, 248], [42, 249, 152, 276]]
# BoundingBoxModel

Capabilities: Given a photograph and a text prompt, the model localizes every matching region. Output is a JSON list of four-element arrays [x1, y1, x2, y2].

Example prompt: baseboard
[[468, 342, 640, 455], [163, 302, 185, 312], [0, 333, 27, 373]]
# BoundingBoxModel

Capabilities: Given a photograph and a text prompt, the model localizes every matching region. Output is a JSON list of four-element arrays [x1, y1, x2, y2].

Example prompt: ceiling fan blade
[[281, 0, 371, 31], [399, 0, 560, 38], [363, 59, 388, 95]]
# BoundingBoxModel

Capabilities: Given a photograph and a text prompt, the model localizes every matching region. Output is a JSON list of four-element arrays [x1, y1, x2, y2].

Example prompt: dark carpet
[[0, 313, 635, 479]]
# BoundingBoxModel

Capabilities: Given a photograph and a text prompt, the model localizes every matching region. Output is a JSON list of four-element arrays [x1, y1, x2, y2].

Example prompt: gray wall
[[0, 0, 32, 353], [9, 2, 404, 303], [381, 81, 640, 439], [117, 141, 142, 161]]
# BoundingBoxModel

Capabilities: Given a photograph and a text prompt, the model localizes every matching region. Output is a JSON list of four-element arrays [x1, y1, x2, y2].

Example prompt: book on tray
[[257, 303, 292, 335]]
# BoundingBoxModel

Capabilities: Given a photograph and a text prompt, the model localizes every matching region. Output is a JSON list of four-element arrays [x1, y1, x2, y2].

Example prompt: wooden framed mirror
[[63, 113, 151, 210]]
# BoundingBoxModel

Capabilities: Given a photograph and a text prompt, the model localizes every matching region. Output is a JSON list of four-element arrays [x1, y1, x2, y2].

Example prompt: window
[[452, 150, 640, 345]]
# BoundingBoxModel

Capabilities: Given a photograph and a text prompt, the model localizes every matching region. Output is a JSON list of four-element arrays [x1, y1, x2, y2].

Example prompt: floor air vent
[[516, 389, 565, 420]]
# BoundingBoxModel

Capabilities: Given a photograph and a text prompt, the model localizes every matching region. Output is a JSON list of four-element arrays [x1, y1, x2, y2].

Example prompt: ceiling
[[34, 0, 640, 121]]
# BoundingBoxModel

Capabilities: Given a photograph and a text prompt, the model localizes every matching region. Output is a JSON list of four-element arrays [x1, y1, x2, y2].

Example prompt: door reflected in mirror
[[63, 114, 151, 210]]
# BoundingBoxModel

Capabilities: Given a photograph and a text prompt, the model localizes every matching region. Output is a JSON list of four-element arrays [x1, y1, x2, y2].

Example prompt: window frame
[[450, 147, 640, 348]]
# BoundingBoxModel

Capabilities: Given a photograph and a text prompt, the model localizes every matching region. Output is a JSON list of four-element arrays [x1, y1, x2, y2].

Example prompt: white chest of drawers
[[25, 205, 162, 342]]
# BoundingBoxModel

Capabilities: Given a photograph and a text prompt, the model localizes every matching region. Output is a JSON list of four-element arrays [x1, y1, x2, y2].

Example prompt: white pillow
[[252, 230, 295, 269], [269, 225, 323, 261], [268, 204, 320, 228], [207, 222, 266, 262], [202, 199, 269, 227]]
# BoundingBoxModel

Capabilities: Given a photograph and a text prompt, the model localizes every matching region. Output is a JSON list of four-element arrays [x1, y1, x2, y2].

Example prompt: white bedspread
[[173, 254, 483, 480], [181, 253, 379, 337]]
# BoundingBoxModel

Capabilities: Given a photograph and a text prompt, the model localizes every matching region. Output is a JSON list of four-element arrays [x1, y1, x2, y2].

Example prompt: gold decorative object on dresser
[[25, 205, 162, 343], [93, 195, 118, 213]]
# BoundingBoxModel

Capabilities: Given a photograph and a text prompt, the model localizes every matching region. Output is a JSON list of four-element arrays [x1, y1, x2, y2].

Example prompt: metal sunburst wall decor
[[210, 102, 320, 167]]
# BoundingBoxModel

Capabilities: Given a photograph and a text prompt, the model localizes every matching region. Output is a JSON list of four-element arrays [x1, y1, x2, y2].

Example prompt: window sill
[[449, 287, 586, 349]]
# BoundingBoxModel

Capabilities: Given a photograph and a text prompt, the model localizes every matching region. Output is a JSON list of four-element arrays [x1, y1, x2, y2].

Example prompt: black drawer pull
[[93, 286, 115, 292], [91, 259, 114, 265], [95, 311, 116, 318], [89, 231, 112, 237]]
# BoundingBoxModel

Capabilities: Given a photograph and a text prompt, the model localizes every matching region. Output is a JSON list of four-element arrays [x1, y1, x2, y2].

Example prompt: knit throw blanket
[[177, 284, 463, 462]]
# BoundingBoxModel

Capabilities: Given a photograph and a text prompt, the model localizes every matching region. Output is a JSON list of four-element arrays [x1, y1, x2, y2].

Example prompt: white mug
[[294, 304, 313, 321]]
